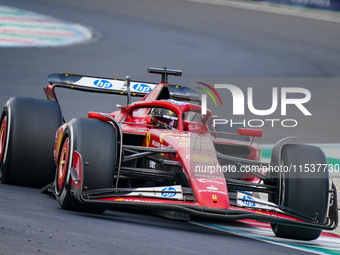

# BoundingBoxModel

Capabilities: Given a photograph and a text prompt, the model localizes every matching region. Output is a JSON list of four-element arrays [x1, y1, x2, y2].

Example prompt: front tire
[[270, 144, 329, 240], [0, 97, 62, 187], [55, 118, 116, 214]]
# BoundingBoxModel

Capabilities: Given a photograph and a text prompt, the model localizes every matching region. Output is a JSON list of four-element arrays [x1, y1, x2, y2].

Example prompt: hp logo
[[133, 83, 152, 93], [93, 79, 113, 88], [161, 187, 176, 198]]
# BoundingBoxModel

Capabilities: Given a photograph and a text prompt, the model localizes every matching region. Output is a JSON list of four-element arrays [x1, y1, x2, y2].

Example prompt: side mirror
[[238, 128, 262, 137]]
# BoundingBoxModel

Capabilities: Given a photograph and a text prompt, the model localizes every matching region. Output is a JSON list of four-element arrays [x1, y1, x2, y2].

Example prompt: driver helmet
[[151, 108, 178, 129]]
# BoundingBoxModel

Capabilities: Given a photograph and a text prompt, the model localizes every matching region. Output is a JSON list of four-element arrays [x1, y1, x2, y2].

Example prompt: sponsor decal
[[114, 198, 162, 203], [161, 187, 177, 198], [194, 173, 223, 178], [73, 77, 123, 90], [206, 185, 219, 191], [121, 185, 183, 200], [236, 192, 283, 212], [197, 178, 225, 185], [146, 133, 151, 147], [132, 83, 152, 93], [73, 78, 156, 93], [134, 119, 148, 125], [188, 124, 200, 131], [149, 160, 156, 169], [170, 100, 186, 105], [198, 189, 228, 195], [242, 195, 256, 207], [160, 133, 188, 143], [93, 79, 113, 88], [152, 140, 166, 148], [186, 154, 216, 163]]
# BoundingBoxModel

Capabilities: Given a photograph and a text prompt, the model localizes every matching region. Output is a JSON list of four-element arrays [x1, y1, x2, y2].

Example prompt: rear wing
[[45, 72, 200, 103], [47, 73, 157, 97]]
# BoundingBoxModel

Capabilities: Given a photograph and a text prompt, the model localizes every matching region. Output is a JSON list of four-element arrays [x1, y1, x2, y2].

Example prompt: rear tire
[[0, 97, 62, 187], [55, 118, 116, 214], [270, 144, 329, 240]]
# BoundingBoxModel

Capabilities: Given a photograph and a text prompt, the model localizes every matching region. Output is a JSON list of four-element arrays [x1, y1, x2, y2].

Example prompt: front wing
[[70, 166, 338, 232]]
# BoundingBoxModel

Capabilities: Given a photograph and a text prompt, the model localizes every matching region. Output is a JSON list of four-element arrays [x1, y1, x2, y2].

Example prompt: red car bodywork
[[44, 69, 337, 233]]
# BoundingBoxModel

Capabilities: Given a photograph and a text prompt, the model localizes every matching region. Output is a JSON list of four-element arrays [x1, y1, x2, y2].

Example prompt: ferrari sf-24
[[0, 67, 337, 240]]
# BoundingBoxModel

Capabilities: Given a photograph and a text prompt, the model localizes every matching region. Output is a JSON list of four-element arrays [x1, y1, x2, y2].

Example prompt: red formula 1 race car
[[0, 67, 338, 240]]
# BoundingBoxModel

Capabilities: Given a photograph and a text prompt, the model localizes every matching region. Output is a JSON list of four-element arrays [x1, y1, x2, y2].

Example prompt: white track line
[[191, 221, 325, 255]]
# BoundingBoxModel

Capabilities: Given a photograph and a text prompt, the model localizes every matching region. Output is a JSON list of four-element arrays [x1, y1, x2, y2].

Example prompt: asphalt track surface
[[1, 0, 340, 254]]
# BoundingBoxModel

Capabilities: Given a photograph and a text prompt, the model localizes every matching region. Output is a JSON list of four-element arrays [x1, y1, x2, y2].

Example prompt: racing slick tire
[[0, 97, 62, 187], [270, 144, 329, 240], [55, 118, 116, 214]]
